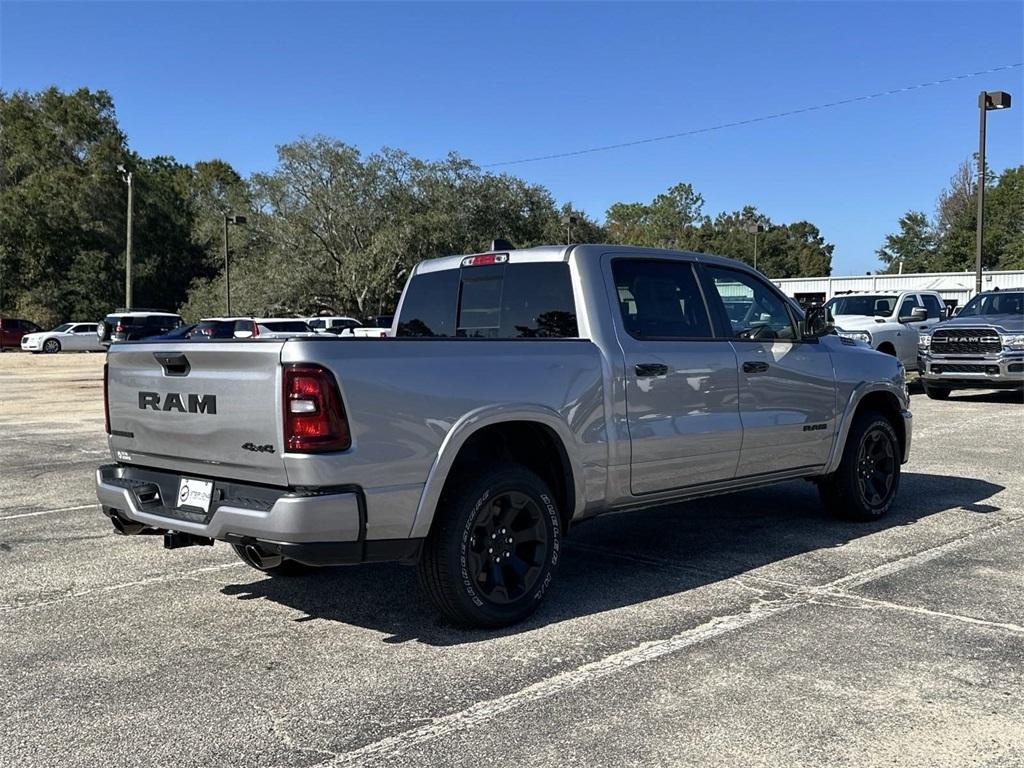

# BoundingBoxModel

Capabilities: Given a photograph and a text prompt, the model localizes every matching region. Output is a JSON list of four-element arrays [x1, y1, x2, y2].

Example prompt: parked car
[[824, 290, 946, 369], [307, 316, 362, 334], [346, 314, 394, 337], [97, 311, 184, 348], [917, 289, 1024, 399], [0, 318, 42, 350], [233, 318, 316, 339], [96, 244, 911, 627], [20, 322, 103, 353]]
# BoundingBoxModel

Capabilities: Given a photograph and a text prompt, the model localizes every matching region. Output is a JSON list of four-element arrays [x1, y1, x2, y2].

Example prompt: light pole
[[117, 164, 133, 309], [744, 222, 764, 271], [975, 90, 1011, 295], [561, 213, 579, 244], [223, 213, 247, 315]]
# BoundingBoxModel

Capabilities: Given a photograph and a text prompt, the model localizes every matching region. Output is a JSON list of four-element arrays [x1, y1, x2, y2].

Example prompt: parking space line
[[316, 514, 1024, 767], [0, 562, 245, 612], [0, 503, 99, 521]]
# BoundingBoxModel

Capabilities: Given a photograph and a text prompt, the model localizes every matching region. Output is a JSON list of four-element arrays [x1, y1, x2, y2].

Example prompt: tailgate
[[106, 341, 288, 486]]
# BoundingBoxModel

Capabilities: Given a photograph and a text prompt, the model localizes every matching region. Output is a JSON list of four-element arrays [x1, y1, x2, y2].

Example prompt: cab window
[[611, 259, 712, 339], [703, 266, 797, 341]]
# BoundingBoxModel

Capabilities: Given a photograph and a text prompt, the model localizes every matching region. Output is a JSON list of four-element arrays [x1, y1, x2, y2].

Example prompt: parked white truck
[[825, 290, 946, 369], [96, 245, 912, 627]]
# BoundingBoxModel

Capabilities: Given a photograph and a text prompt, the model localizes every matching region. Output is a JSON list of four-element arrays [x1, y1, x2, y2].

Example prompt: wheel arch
[[409, 406, 585, 540], [825, 383, 908, 474]]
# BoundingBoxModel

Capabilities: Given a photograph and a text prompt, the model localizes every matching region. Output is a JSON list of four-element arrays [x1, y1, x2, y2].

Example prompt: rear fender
[[408, 404, 586, 540]]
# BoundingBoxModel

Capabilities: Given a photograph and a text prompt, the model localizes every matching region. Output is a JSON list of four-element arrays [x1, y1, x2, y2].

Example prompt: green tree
[[876, 211, 937, 274]]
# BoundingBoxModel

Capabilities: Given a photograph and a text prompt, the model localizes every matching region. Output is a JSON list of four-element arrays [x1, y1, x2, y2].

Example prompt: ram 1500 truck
[[97, 245, 912, 627], [917, 288, 1024, 399]]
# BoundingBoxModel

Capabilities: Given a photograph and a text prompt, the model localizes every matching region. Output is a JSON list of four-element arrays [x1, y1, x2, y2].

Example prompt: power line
[[482, 63, 1024, 168]]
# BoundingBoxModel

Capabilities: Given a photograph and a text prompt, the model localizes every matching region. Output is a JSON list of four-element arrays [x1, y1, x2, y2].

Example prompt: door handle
[[742, 361, 769, 374], [635, 363, 669, 378]]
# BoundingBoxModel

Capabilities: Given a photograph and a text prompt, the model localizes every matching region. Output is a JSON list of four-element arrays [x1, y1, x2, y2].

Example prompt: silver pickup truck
[[97, 244, 912, 627]]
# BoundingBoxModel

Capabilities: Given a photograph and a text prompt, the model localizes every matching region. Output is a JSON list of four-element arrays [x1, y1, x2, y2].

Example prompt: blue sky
[[2, 1, 1022, 274]]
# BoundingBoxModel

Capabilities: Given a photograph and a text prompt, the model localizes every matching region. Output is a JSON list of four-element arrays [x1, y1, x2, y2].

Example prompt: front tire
[[923, 383, 951, 400], [42, 338, 61, 354], [819, 411, 901, 521], [418, 466, 562, 628]]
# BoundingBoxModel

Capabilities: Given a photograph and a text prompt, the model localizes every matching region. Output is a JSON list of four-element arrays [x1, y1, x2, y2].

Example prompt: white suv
[[825, 291, 947, 370]]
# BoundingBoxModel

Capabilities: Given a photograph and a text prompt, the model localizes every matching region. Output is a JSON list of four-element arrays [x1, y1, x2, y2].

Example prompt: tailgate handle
[[154, 352, 190, 377]]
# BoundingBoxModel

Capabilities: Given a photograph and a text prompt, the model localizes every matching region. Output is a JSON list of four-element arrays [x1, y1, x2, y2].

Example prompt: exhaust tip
[[244, 544, 283, 570]]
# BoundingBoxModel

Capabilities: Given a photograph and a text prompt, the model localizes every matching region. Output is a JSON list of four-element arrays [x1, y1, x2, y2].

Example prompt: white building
[[773, 269, 1024, 309]]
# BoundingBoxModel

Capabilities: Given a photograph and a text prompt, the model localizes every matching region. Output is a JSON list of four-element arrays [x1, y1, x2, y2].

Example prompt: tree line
[[7, 87, 1008, 326], [877, 161, 1022, 274]]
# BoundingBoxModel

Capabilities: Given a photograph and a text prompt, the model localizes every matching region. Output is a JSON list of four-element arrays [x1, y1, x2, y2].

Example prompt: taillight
[[282, 364, 350, 452], [251, 321, 259, 338], [103, 362, 110, 435], [114, 322, 124, 334]]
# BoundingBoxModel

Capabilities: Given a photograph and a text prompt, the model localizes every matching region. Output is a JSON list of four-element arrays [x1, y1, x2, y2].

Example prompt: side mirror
[[802, 305, 834, 338], [900, 306, 928, 323]]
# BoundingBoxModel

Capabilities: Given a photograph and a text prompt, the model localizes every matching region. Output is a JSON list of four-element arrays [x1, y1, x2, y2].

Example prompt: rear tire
[[923, 383, 951, 400], [418, 466, 562, 628], [42, 338, 61, 354], [231, 543, 311, 576], [819, 410, 901, 521]]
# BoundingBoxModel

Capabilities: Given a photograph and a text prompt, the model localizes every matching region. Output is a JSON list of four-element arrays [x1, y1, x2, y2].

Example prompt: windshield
[[958, 291, 1024, 317], [825, 295, 897, 317], [50, 323, 73, 333]]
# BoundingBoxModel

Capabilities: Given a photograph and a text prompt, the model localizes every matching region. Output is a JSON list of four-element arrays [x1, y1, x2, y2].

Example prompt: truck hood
[[934, 313, 1024, 334], [831, 314, 890, 331]]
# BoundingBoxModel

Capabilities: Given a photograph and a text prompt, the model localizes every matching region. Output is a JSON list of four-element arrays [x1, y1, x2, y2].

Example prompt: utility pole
[[974, 90, 1012, 295], [223, 213, 248, 315], [118, 165, 134, 309]]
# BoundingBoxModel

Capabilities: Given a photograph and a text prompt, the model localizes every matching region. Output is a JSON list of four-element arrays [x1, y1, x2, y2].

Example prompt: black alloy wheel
[[855, 425, 897, 509], [818, 410, 901, 521], [465, 490, 550, 605], [418, 466, 562, 628]]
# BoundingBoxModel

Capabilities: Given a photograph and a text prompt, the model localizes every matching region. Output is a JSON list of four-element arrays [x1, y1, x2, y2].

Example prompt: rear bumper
[[95, 464, 421, 565]]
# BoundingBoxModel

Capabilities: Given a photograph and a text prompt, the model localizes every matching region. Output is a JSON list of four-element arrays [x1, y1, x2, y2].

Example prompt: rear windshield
[[397, 262, 578, 339], [825, 295, 897, 316], [958, 291, 1024, 317]]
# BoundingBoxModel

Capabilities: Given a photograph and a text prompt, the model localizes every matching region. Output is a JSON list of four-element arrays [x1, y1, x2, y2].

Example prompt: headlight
[[918, 334, 932, 350], [1002, 334, 1024, 350], [838, 329, 872, 345]]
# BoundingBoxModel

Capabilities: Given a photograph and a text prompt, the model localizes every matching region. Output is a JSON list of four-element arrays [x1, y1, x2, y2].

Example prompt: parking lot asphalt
[[1, 353, 1022, 767]]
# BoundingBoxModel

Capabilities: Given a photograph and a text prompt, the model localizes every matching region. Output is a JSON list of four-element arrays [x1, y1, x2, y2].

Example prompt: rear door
[[106, 341, 289, 486], [608, 257, 742, 495], [700, 264, 836, 477]]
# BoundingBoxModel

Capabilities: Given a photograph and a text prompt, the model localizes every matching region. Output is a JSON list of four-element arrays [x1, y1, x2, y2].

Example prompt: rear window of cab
[[396, 262, 578, 339]]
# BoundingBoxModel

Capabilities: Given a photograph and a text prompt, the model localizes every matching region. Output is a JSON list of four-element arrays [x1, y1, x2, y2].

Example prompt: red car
[[0, 318, 42, 350]]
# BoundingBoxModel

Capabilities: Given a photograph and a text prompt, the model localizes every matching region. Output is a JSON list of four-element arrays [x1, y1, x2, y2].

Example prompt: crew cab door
[[608, 257, 743, 495], [700, 264, 837, 477]]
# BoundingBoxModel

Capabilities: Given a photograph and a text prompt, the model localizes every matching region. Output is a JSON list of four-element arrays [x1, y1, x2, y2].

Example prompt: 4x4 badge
[[242, 442, 275, 454]]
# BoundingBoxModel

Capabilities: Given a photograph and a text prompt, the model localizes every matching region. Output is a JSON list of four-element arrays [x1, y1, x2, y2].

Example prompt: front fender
[[407, 403, 587, 540], [824, 379, 910, 473]]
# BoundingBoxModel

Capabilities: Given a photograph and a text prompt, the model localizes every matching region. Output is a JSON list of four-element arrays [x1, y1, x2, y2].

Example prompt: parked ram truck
[[918, 288, 1024, 399], [825, 290, 946, 370], [96, 245, 912, 627]]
